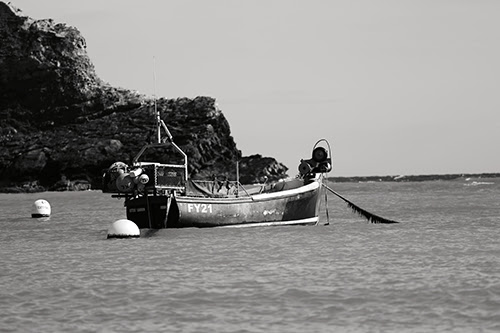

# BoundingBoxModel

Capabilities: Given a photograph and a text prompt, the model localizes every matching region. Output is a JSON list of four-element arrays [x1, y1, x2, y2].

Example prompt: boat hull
[[125, 180, 321, 228]]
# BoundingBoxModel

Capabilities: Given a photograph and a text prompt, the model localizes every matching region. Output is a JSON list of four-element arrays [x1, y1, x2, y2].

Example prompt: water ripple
[[1, 185, 499, 332]]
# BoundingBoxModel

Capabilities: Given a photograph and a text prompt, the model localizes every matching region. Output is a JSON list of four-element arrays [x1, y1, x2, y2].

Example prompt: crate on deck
[[141, 163, 187, 192]]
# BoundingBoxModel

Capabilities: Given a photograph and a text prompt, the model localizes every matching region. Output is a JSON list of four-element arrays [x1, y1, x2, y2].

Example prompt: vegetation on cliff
[[0, 2, 288, 192]]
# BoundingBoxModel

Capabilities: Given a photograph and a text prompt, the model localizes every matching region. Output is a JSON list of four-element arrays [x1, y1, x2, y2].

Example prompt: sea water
[[0, 178, 499, 332]]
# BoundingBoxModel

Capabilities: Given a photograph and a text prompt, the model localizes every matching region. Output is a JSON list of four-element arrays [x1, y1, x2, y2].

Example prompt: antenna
[[153, 56, 160, 144]]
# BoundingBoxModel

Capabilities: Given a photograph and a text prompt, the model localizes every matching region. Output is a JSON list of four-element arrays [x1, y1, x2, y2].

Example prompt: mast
[[147, 57, 184, 181], [236, 160, 240, 197]]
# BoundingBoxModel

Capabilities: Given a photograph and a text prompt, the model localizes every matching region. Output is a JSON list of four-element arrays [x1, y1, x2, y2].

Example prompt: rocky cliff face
[[0, 2, 288, 192]]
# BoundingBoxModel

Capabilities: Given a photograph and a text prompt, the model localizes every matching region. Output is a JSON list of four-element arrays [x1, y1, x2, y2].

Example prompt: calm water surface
[[1, 178, 499, 332]]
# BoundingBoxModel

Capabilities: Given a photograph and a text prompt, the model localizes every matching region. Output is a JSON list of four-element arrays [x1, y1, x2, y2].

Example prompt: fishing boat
[[101, 106, 332, 229]]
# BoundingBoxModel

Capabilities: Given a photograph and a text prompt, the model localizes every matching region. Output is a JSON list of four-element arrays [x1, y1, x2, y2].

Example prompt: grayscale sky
[[11, 0, 500, 176]]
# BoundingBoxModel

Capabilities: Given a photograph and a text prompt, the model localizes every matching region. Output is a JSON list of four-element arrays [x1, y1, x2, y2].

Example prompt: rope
[[145, 193, 152, 229], [324, 186, 330, 225], [163, 192, 172, 228]]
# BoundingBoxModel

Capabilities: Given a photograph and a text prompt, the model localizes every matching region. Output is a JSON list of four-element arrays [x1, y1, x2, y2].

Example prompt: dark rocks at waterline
[[0, 2, 288, 192]]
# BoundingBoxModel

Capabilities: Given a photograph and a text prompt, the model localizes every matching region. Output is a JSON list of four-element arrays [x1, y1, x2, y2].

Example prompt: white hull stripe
[[251, 180, 319, 201], [176, 180, 321, 204], [218, 217, 318, 228]]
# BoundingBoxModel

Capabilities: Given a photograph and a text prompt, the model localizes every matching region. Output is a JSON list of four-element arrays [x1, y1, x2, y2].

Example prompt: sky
[[10, 0, 500, 176]]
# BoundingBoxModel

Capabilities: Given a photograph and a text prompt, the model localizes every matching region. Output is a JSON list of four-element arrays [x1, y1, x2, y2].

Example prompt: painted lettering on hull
[[187, 203, 213, 213]]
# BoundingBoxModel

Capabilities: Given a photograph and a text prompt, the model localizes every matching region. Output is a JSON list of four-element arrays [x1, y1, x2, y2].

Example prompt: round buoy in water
[[107, 219, 140, 239], [32, 199, 51, 218]]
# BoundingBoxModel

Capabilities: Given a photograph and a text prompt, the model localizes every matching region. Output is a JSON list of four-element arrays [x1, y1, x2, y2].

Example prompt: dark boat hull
[[125, 180, 321, 228]]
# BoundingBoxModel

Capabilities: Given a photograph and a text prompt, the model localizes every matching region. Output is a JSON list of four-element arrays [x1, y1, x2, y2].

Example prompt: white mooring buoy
[[31, 199, 51, 218], [107, 219, 140, 239]]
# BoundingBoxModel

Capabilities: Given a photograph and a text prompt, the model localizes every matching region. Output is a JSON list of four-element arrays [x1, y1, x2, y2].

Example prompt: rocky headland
[[0, 2, 288, 192]]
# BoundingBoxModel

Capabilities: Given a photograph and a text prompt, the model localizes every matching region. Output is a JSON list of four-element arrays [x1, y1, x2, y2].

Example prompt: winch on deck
[[298, 142, 332, 178], [102, 140, 188, 196]]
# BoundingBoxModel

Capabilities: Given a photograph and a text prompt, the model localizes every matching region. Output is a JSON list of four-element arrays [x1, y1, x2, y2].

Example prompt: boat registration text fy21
[[187, 203, 213, 213]]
